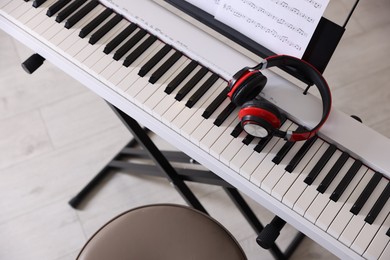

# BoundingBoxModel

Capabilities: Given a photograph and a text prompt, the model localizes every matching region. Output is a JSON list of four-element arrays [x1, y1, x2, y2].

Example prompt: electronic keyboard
[[0, 1, 389, 259]]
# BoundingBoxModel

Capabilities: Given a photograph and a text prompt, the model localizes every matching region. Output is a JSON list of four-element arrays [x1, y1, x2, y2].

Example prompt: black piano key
[[165, 60, 198, 94], [47, 0, 71, 17], [186, 73, 219, 108], [113, 29, 147, 60], [231, 122, 243, 138], [387, 227, 390, 237], [350, 171, 382, 215], [242, 134, 255, 145], [79, 8, 113, 38], [254, 135, 273, 153], [202, 88, 229, 119], [56, 0, 85, 23], [317, 151, 349, 193], [175, 67, 208, 101], [330, 160, 362, 202], [304, 144, 337, 185], [123, 35, 157, 67], [33, 0, 47, 8], [103, 23, 137, 54], [149, 51, 183, 84], [65, 0, 98, 29], [364, 181, 390, 224], [138, 45, 172, 77], [272, 126, 304, 165], [89, 13, 122, 44], [285, 135, 317, 173], [213, 102, 236, 127]]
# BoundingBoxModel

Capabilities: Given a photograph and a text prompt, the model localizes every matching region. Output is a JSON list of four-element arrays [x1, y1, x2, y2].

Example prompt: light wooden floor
[[0, 1, 389, 259]]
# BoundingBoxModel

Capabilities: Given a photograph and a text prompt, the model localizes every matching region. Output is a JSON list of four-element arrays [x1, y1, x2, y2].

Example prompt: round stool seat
[[77, 204, 246, 260]]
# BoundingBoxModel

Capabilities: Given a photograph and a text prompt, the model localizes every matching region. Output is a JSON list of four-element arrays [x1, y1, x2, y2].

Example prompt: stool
[[77, 204, 247, 260]]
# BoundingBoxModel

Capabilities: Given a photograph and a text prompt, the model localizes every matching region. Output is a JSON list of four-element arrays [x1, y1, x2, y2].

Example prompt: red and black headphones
[[227, 54, 332, 142]]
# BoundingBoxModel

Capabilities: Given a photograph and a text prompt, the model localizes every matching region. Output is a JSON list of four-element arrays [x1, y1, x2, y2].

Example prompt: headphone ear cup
[[239, 100, 283, 138], [231, 72, 267, 106]]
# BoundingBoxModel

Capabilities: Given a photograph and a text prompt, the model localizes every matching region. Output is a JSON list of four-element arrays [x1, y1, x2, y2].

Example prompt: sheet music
[[214, 0, 329, 58]]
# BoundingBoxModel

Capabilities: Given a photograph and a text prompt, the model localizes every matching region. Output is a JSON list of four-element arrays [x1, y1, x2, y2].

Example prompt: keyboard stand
[[69, 102, 305, 260]]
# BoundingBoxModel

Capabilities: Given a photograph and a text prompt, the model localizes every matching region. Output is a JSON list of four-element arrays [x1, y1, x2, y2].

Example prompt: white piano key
[[261, 134, 304, 194], [239, 121, 293, 180], [379, 242, 390, 260], [127, 49, 178, 106], [304, 158, 354, 223], [189, 97, 231, 146], [199, 109, 237, 153], [57, 6, 105, 50], [271, 138, 323, 201], [180, 79, 225, 138], [170, 75, 220, 134], [108, 41, 163, 89], [0, 0, 14, 9], [143, 59, 191, 114], [73, 20, 123, 63], [339, 173, 387, 247], [249, 134, 290, 187], [2, 1, 24, 14], [209, 117, 240, 159], [363, 213, 390, 259], [136, 57, 188, 109], [350, 183, 390, 255], [282, 141, 329, 208], [230, 139, 258, 173], [8, 1, 34, 20], [327, 166, 370, 239], [315, 162, 366, 231], [19, 1, 58, 26], [153, 64, 203, 120], [220, 131, 247, 166], [294, 149, 342, 216]]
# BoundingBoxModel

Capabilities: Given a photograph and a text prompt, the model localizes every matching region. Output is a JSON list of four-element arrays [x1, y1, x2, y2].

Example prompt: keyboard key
[[165, 60, 198, 94], [89, 13, 122, 44], [149, 51, 183, 84], [65, 0, 98, 29], [285, 135, 317, 172], [79, 7, 112, 38], [56, 0, 85, 23], [103, 23, 137, 54], [202, 88, 228, 119], [33, 0, 48, 8], [139, 44, 172, 77], [316, 151, 349, 193], [47, 0, 71, 17], [304, 144, 337, 185], [330, 160, 362, 202], [213, 102, 236, 126], [175, 67, 208, 101], [365, 181, 390, 224], [114, 28, 147, 60], [350, 171, 382, 215], [186, 73, 219, 108]]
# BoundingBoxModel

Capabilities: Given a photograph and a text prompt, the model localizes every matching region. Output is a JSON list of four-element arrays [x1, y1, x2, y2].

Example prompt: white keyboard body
[[1, 1, 389, 259]]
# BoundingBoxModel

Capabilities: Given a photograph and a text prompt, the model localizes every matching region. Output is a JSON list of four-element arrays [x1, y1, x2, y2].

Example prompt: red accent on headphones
[[227, 70, 256, 99], [238, 107, 281, 129]]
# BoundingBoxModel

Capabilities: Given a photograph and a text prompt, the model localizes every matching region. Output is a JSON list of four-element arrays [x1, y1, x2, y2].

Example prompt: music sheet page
[[186, 0, 329, 58]]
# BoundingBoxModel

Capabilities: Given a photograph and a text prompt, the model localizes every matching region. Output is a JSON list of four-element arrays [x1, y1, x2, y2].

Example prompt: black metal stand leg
[[110, 105, 208, 215], [224, 187, 287, 260]]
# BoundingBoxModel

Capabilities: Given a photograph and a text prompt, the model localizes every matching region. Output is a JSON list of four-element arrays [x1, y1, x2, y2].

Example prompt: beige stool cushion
[[77, 204, 246, 260]]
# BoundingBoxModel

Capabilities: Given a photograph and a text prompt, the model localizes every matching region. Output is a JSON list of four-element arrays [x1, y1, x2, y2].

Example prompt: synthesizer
[[0, 1, 389, 259]]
